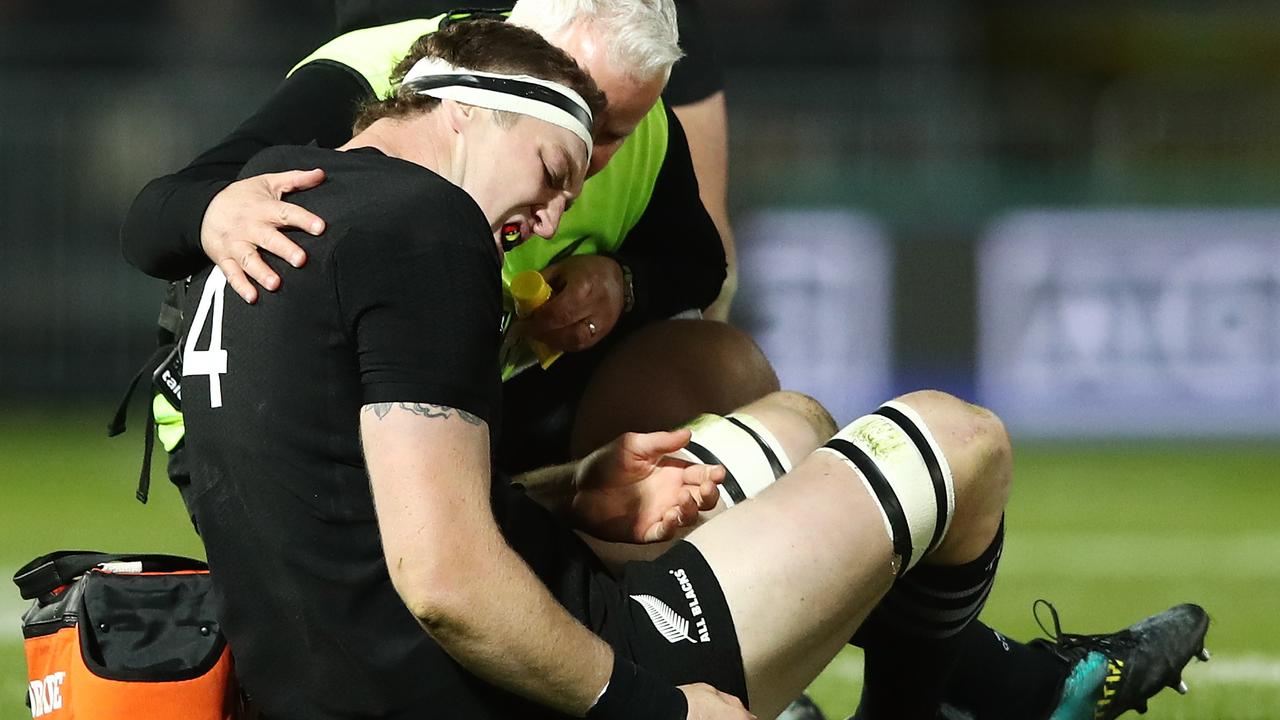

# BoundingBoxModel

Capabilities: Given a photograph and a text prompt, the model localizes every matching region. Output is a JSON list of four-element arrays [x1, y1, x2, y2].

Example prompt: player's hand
[[201, 168, 327, 304], [518, 254, 624, 352], [680, 683, 756, 719], [571, 429, 723, 544]]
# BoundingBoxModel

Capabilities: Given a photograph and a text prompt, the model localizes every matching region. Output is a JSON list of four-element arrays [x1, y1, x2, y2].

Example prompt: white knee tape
[[667, 413, 792, 507], [819, 401, 956, 574]]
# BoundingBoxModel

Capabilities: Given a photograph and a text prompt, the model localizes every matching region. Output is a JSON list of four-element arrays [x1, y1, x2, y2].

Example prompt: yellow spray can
[[509, 270, 562, 369]]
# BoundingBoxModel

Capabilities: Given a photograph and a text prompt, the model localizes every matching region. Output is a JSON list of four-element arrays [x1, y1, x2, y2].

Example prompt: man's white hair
[[508, 0, 682, 83]]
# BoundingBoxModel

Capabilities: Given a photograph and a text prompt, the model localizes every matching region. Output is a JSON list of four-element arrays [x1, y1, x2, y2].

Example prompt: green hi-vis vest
[[154, 16, 669, 451]]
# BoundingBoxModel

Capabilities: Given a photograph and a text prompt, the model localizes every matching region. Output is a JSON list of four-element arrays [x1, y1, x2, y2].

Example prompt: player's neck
[[340, 115, 456, 183]]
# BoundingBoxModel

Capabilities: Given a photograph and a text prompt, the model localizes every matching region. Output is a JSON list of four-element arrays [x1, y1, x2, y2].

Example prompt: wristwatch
[[618, 261, 635, 313]]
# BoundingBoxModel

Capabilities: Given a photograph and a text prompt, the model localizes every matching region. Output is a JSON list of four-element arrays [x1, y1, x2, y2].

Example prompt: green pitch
[[2, 409, 1278, 719]]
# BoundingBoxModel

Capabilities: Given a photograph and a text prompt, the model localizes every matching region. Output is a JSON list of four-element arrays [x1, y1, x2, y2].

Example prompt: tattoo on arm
[[363, 402, 483, 426]]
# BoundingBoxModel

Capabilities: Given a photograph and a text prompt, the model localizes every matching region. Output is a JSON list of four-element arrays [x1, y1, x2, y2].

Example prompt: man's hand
[[201, 168, 327, 303], [571, 429, 723, 543], [517, 255, 625, 352], [680, 683, 756, 719]]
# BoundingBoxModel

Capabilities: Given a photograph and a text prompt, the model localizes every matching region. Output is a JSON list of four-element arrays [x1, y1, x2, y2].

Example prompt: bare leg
[[686, 446, 896, 719], [682, 390, 1012, 718]]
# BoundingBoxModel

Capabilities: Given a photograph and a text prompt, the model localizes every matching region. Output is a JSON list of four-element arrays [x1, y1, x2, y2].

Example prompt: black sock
[[851, 521, 1005, 720], [940, 621, 1070, 720]]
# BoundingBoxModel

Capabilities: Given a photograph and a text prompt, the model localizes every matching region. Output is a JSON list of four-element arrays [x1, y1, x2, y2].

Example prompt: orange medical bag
[[14, 552, 239, 719]]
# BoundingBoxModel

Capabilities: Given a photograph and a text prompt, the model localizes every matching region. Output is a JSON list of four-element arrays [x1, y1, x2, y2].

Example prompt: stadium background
[[2, 1, 1278, 717]]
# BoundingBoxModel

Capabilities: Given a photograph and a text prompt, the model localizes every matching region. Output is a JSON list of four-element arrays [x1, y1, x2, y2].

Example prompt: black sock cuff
[[908, 518, 1005, 589], [875, 518, 1005, 639]]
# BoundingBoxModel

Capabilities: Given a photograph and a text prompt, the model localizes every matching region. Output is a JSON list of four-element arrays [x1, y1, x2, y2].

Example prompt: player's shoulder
[[361, 154, 489, 243], [328, 150, 493, 251], [238, 145, 491, 256], [242, 144, 450, 206]]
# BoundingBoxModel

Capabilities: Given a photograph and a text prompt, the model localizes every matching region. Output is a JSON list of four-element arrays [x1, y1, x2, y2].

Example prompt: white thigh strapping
[[668, 412, 792, 507]]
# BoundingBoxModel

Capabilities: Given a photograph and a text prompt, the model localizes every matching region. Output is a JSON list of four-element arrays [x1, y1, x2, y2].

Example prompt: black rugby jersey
[[183, 142, 616, 712], [180, 145, 608, 719]]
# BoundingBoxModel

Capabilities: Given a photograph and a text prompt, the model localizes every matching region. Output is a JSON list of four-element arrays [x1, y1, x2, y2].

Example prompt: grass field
[[2, 408, 1278, 719]]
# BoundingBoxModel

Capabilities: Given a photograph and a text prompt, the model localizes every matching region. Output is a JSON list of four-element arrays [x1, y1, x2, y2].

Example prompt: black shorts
[[607, 541, 749, 705], [500, 489, 749, 710]]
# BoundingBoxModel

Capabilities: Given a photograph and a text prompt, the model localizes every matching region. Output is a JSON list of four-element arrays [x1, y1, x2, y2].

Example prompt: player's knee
[[764, 390, 837, 439], [911, 389, 1008, 502], [715, 390, 835, 472], [573, 320, 779, 455], [971, 402, 1012, 507], [679, 319, 780, 408], [586, 319, 779, 421], [895, 390, 1011, 556]]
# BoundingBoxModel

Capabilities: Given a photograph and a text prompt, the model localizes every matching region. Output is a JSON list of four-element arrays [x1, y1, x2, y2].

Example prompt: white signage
[[978, 210, 1280, 436], [736, 209, 892, 424]]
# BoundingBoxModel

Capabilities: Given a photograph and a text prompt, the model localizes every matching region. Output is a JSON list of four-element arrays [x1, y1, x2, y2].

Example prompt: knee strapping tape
[[820, 401, 956, 573]]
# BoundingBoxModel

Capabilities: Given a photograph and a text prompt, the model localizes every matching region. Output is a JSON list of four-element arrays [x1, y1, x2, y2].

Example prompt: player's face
[[550, 23, 667, 177], [473, 114, 589, 253]]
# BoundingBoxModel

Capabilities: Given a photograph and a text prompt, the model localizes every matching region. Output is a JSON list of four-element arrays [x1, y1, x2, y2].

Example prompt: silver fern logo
[[630, 594, 697, 644]]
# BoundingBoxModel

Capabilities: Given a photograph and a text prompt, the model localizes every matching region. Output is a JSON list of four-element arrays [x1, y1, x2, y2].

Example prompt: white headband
[[402, 57, 594, 161]]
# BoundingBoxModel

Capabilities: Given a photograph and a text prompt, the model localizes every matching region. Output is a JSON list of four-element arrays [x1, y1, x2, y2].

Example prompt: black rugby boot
[[1031, 599, 1211, 720]]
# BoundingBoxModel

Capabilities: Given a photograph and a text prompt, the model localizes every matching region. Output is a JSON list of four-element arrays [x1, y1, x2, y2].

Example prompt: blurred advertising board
[[735, 209, 892, 424], [979, 210, 1280, 437]]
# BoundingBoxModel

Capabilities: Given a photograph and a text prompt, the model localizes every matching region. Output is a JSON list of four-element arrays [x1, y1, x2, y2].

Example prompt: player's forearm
[[121, 116, 286, 280], [673, 91, 736, 321], [120, 134, 278, 279], [617, 108, 727, 320], [402, 526, 612, 715], [121, 174, 229, 279], [613, 225, 725, 324], [122, 63, 369, 279], [703, 230, 737, 322]]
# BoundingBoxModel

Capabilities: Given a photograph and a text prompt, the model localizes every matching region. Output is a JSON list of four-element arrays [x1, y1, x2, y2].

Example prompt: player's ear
[[442, 99, 476, 134]]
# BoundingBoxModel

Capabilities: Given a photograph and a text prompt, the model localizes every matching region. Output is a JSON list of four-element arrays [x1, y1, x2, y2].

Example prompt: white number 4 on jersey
[[183, 268, 229, 408]]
